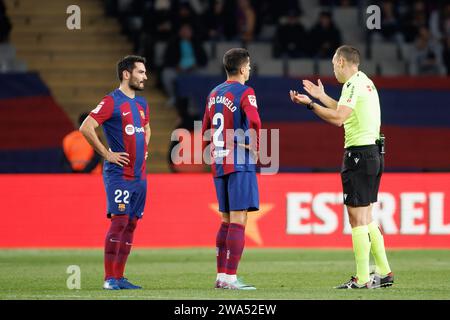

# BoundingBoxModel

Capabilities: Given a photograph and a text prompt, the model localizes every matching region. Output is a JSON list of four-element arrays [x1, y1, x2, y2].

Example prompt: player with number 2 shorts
[[202, 48, 261, 290]]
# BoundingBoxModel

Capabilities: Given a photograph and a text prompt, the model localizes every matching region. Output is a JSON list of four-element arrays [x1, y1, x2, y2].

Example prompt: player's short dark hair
[[335, 45, 360, 66], [117, 55, 146, 82], [223, 48, 250, 76]]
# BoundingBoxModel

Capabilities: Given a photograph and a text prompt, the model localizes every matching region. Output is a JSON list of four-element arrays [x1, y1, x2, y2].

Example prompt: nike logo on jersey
[[122, 112, 131, 116], [109, 239, 120, 243]]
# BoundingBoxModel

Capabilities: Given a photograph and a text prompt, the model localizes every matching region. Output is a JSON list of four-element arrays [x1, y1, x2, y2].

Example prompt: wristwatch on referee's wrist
[[307, 101, 315, 110]]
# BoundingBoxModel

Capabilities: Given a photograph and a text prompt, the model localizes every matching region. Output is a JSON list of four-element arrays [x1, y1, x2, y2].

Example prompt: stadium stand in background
[[0, 0, 178, 173], [0, 0, 26, 71], [1, 0, 449, 173]]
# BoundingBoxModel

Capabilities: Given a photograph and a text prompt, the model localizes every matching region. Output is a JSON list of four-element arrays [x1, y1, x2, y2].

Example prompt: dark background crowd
[[103, 0, 449, 76]]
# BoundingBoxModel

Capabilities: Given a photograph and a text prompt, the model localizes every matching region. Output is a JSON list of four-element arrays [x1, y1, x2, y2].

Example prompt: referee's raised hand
[[303, 79, 324, 99], [289, 90, 312, 106]]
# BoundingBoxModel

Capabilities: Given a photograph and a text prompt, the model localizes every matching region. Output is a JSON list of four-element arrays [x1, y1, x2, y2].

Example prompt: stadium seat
[[301, 7, 322, 29], [399, 42, 414, 60], [0, 43, 16, 61], [360, 60, 377, 76], [154, 41, 167, 68], [301, 0, 320, 14], [0, 59, 27, 73], [247, 42, 273, 60], [216, 41, 243, 58], [253, 60, 284, 77], [332, 7, 364, 43], [258, 25, 276, 41], [379, 60, 406, 76], [203, 41, 215, 59], [288, 59, 315, 77], [318, 59, 334, 76], [371, 41, 399, 62], [197, 59, 223, 76]]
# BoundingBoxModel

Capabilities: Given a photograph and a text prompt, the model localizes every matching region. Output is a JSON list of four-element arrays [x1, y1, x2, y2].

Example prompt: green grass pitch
[[1, 248, 450, 300]]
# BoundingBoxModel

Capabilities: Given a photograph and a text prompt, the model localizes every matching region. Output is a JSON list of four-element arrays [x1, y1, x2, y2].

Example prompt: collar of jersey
[[117, 88, 136, 100], [345, 71, 361, 86]]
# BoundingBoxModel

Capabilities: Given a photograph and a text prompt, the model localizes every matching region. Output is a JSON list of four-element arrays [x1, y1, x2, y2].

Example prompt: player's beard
[[129, 77, 144, 91]]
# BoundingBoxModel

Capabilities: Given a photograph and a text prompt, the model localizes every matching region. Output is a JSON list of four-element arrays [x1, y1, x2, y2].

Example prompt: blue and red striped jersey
[[90, 89, 149, 180], [202, 80, 261, 177]]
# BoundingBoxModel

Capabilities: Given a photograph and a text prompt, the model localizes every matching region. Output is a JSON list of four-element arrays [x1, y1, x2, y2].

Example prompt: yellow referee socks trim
[[351, 225, 371, 285], [368, 221, 392, 276]]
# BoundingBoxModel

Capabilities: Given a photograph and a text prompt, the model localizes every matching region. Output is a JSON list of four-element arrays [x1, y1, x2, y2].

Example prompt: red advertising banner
[[1, 173, 450, 248]]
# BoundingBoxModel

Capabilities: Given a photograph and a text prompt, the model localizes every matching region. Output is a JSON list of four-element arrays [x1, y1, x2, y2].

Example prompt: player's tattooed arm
[[79, 116, 130, 167]]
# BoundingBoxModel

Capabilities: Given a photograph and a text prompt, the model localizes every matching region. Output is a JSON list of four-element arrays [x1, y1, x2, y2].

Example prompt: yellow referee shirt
[[338, 71, 381, 148]]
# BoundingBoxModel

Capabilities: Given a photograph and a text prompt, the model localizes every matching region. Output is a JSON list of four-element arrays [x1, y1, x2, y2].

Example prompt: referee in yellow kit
[[290, 45, 394, 289]]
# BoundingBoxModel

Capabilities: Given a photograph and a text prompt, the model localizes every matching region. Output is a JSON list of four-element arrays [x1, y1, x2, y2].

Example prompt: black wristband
[[307, 101, 315, 110]]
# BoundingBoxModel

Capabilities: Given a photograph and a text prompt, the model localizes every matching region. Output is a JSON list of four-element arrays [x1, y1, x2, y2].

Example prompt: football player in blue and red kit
[[202, 48, 261, 290], [80, 55, 151, 290]]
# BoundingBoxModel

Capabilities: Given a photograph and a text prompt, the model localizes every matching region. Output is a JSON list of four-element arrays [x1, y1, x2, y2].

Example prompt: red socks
[[115, 217, 138, 279], [216, 222, 229, 274], [104, 215, 138, 280], [225, 223, 246, 275], [104, 215, 128, 280]]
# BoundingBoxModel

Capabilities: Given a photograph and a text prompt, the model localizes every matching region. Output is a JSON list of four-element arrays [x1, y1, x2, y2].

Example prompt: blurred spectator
[[366, 0, 405, 59], [319, 0, 356, 7], [443, 35, 450, 75], [273, 9, 308, 58], [137, 0, 173, 72], [443, 4, 450, 37], [0, 0, 12, 43], [62, 113, 102, 174], [186, 0, 209, 17], [201, 0, 256, 42], [146, 0, 174, 42], [400, 0, 429, 42], [204, 0, 227, 40], [266, 0, 302, 23], [408, 27, 445, 76], [161, 23, 208, 106], [172, 2, 203, 38], [378, 0, 403, 41], [429, 2, 450, 75], [308, 10, 342, 58], [236, 0, 256, 43]]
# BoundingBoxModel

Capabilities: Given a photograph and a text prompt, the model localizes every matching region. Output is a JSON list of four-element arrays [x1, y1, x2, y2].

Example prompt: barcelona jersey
[[89, 88, 149, 180], [202, 81, 261, 178]]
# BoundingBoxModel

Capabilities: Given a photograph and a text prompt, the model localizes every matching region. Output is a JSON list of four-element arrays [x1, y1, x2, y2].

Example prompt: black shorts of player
[[340, 144, 384, 207]]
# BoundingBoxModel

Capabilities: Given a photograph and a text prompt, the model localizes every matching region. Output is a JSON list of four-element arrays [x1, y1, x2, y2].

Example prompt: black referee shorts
[[340, 144, 384, 207]]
